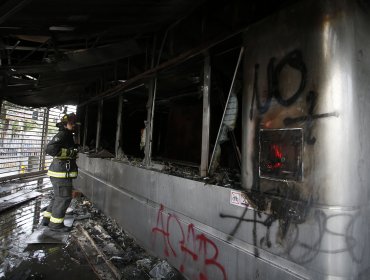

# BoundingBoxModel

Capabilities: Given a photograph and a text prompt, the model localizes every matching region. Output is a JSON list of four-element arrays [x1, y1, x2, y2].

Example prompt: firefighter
[[41, 112, 79, 232]]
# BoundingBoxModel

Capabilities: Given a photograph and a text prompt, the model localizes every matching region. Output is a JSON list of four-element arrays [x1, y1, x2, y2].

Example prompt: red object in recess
[[267, 144, 283, 170], [259, 129, 303, 181]]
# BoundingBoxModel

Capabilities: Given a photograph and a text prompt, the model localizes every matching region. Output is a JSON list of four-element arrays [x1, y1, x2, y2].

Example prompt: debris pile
[[0, 176, 184, 280], [70, 197, 184, 280], [88, 152, 242, 189]]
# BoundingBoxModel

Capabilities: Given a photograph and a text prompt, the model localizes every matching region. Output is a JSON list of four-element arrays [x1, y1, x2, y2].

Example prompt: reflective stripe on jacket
[[47, 169, 78, 178], [46, 126, 78, 179]]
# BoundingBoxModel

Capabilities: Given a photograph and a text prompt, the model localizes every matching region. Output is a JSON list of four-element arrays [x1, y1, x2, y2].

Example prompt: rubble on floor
[[71, 197, 185, 280], [0, 177, 185, 280]]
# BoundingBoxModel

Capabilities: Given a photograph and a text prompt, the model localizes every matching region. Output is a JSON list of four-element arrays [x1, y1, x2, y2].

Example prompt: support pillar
[[144, 78, 157, 166], [83, 105, 89, 150], [96, 100, 103, 151], [39, 108, 49, 171], [115, 95, 124, 156], [200, 54, 211, 177]]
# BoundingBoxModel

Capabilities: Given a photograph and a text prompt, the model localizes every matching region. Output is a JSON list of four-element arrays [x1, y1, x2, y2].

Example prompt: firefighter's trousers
[[45, 177, 72, 228]]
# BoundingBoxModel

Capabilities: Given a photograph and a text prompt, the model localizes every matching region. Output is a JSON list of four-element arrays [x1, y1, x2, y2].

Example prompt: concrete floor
[[0, 177, 98, 280], [0, 176, 183, 280]]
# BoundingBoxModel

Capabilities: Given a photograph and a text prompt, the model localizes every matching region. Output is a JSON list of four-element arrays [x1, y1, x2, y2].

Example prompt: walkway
[[0, 176, 183, 280]]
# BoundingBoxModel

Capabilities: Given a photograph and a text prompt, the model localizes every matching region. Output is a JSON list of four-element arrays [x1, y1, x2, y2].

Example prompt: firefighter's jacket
[[45, 126, 78, 179]]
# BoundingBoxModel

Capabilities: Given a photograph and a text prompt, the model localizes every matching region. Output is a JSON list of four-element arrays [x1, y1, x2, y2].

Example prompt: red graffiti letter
[[197, 234, 227, 280], [152, 204, 170, 256]]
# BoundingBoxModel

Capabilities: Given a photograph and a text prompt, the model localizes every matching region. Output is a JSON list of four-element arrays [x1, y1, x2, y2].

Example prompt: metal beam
[[39, 107, 49, 171], [57, 40, 142, 71], [144, 36, 157, 166], [78, 27, 244, 107], [0, 0, 32, 25], [16, 40, 50, 65], [144, 78, 157, 166], [208, 47, 244, 174], [0, 64, 55, 74], [83, 105, 89, 150], [96, 100, 103, 151], [115, 95, 123, 157], [200, 54, 211, 177], [4, 45, 67, 52]]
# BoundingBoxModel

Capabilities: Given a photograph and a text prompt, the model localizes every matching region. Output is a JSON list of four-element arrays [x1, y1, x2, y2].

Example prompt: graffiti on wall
[[151, 204, 227, 280], [220, 205, 365, 265], [249, 49, 338, 144], [230, 49, 342, 260]]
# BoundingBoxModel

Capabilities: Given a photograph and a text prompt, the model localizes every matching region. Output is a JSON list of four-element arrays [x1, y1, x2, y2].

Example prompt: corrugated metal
[[0, 101, 76, 179]]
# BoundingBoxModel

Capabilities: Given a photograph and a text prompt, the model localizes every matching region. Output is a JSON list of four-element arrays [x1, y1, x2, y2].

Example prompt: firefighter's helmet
[[61, 112, 77, 124]]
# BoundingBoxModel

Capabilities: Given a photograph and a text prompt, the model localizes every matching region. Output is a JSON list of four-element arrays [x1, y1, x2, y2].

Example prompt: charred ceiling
[[0, 0, 297, 107]]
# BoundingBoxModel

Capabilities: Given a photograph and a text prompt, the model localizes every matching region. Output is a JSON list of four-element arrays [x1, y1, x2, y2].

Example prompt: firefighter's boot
[[49, 223, 72, 232], [40, 217, 50, 226]]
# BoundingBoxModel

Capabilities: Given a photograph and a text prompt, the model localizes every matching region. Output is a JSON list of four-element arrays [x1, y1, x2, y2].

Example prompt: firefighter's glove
[[60, 148, 78, 158], [68, 148, 78, 158]]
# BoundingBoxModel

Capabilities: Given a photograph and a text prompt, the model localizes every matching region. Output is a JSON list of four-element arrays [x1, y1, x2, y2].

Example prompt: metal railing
[[0, 101, 76, 179]]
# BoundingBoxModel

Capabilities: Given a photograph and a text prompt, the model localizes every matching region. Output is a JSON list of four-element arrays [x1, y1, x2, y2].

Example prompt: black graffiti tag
[[283, 91, 339, 144], [249, 49, 338, 145], [250, 50, 307, 117]]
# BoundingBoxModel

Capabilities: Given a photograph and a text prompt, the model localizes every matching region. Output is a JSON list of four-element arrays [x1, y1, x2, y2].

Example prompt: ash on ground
[[70, 196, 185, 280]]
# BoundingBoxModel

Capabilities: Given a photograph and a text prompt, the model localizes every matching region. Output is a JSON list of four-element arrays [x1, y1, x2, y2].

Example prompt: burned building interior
[[0, 0, 297, 182], [2, 0, 370, 279]]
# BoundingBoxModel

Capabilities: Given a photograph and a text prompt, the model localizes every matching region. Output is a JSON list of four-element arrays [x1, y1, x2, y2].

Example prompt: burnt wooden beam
[[73, 224, 122, 280]]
